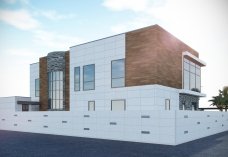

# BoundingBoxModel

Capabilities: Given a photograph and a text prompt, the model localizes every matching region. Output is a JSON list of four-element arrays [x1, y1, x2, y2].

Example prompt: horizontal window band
[[141, 115, 150, 118], [84, 128, 90, 130], [110, 122, 117, 125], [84, 115, 90, 118], [141, 131, 150, 134], [184, 115, 188, 118]]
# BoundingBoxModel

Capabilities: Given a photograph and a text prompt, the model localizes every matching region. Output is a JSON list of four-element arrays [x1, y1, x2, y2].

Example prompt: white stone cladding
[[70, 34, 179, 112], [30, 63, 39, 101]]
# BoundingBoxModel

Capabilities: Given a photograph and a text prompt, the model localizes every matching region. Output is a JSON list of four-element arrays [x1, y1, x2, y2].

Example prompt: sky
[[0, 0, 227, 107]]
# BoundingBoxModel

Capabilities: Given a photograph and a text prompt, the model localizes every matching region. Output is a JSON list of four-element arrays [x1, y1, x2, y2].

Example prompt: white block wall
[[30, 63, 39, 101], [70, 34, 179, 112], [175, 111, 228, 145], [0, 110, 176, 145], [1, 106, 227, 145]]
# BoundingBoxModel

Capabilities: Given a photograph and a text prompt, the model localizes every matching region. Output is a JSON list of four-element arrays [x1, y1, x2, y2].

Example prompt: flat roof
[[70, 24, 158, 48], [17, 101, 39, 105]]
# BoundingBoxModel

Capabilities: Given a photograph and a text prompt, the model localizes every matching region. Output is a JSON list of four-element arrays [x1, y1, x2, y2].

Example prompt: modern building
[[26, 24, 206, 112], [1, 25, 227, 145]]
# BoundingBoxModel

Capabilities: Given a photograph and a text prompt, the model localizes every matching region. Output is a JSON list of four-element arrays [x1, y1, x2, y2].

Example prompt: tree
[[222, 86, 228, 111], [209, 86, 228, 112], [209, 95, 224, 111]]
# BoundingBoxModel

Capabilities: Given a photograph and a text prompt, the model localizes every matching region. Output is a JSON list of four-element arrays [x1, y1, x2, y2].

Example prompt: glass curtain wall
[[48, 71, 64, 110], [183, 58, 201, 92]]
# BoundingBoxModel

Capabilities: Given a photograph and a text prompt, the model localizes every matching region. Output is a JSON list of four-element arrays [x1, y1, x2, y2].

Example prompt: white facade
[[30, 63, 39, 101], [70, 34, 179, 112]]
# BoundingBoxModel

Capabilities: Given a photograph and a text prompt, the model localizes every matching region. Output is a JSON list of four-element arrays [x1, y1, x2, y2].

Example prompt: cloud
[[32, 30, 83, 49], [102, 0, 150, 12], [1, 0, 29, 5], [103, 0, 163, 33], [110, 15, 156, 33], [37, 10, 76, 20], [0, 9, 40, 30]]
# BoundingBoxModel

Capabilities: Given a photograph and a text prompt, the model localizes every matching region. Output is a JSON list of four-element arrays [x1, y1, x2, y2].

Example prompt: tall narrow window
[[83, 64, 95, 90], [74, 67, 80, 91], [111, 100, 126, 111], [183, 58, 201, 92], [111, 59, 125, 88], [88, 101, 95, 111], [48, 71, 64, 110], [35, 78, 39, 97], [165, 99, 170, 110]]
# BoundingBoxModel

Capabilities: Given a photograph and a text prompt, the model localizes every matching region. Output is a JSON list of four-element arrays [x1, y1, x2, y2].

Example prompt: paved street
[[0, 130, 228, 157]]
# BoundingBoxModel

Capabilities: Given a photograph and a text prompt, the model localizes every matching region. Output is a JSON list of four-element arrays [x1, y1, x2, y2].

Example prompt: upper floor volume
[[26, 24, 206, 112]]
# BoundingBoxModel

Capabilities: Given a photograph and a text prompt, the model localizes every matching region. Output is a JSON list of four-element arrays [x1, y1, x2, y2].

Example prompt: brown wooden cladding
[[65, 51, 70, 111], [125, 25, 199, 89], [39, 57, 48, 111]]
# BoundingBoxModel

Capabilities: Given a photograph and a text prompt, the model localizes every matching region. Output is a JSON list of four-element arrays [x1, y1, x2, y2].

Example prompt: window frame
[[48, 71, 64, 110], [88, 101, 95, 111], [35, 78, 39, 97], [165, 99, 170, 110], [183, 57, 201, 92], [22, 104, 29, 111], [74, 67, 80, 91], [111, 59, 125, 88], [111, 99, 126, 111], [83, 64, 95, 91]]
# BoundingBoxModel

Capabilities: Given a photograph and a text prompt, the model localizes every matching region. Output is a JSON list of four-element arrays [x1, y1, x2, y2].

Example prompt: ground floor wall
[[0, 110, 227, 145], [71, 85, 180, 112]]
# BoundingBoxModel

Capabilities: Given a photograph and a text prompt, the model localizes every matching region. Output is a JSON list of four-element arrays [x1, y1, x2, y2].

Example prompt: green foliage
[[209, 86, 228, 112]]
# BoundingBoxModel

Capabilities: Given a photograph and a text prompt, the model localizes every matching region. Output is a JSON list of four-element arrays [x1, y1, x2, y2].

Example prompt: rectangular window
[[111, 100, 126, 111], [88, 101, 95, 111], [196, 75, 201, 91], [184, 70, 190, 90], [48, 71, 64, 110], [74, 67, 80, 91], [165, 99, 170, 110], [35, 78, 39, 97], [22, 104, 29, 111], [183, 58, 201, 92], [83, 64, 95, 90], [190, 62, 195, 73], [190, 73, 195, 90], [111, 59, 125, 88]]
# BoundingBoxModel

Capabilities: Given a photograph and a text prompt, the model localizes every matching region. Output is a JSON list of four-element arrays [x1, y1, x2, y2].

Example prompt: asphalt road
[[0, 130, 228, 157]]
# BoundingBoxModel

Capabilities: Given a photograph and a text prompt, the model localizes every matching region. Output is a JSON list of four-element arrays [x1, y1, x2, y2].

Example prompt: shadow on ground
[[0, 130, 228, 157]]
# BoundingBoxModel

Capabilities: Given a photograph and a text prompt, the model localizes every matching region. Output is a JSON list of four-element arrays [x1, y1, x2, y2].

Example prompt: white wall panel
[[30, 63, 39, 101]]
